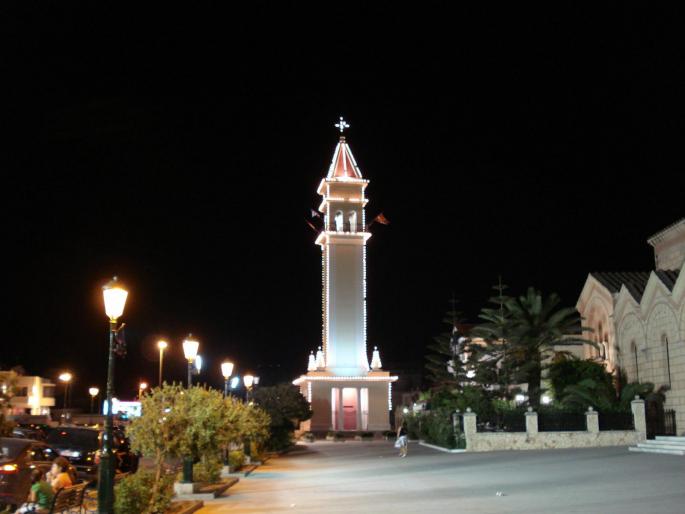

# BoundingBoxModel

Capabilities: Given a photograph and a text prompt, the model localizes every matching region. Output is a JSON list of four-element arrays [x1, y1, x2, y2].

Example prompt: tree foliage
[[127, 383, 270, 512], [253, 384, 312, 451], [548, 359, 613, 400], [425, 298, 473, 391]]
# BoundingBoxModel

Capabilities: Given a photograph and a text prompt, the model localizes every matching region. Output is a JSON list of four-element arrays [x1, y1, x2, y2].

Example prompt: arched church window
[[334, 211, 344, 231], [631, 341, 639, 383], [348, 211, 357, 232], [662, 333, 672, 387]]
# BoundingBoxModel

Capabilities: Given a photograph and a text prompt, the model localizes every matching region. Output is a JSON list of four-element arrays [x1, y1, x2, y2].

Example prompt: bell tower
[[295, 118, 397, 432]]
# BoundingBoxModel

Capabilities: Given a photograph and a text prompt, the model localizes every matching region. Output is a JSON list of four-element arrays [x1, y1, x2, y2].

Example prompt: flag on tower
[[374, 213, 390, 225], [305, 219, 318, 232], [310, 209, 322, 218]]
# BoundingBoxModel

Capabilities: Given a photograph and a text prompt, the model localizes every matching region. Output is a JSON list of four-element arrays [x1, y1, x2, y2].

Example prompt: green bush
[[265, 425, 293, 451], [229, 450, 244, 469], [114, 470, 174, 514], [193, 456, 222, 484], [421, 409, 458, 449]]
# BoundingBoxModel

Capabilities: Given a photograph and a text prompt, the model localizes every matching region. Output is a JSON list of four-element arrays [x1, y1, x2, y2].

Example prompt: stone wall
[[461, 400, 646, 452]]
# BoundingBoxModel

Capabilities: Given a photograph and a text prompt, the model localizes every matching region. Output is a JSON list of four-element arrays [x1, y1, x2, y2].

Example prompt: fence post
[[631, 396, 646, 441], [525, 407, 538, 437], [586, 406, 599, 433], [463, 407, 477, 450]]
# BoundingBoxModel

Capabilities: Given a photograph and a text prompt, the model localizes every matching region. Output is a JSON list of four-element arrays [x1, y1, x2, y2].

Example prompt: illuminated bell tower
[[316, 120, 371, 375], [295, 118, 397, 432]]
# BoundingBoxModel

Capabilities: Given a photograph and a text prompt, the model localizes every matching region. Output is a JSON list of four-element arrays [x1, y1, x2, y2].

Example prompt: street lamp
[[98, 276, 128, 514], [89, 387, 99, 414], [243, 374, 254, 402], [157, 340, 168, 387], [138, 382, 148, 400], [221, 361, 234, 398], [58, 372, 72, 418], [182, 335, 199, 388]]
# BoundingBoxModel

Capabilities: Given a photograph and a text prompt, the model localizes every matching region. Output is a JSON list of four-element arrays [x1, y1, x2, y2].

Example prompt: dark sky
[[3, 4, 684, 407]]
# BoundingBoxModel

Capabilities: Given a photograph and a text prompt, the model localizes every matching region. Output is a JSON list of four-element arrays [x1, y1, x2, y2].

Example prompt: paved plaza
[[199, 441, 685, 514]]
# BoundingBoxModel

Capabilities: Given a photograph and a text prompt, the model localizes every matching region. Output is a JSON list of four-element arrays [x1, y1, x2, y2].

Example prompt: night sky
[[3, 4, 684, 408]]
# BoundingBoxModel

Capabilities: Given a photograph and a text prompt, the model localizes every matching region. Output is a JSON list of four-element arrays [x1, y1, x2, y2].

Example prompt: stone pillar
[[631, 397, 647, 441], [586, 406, 599, 433], [525, 407, 538, 436], [463, 408, 477, 451]]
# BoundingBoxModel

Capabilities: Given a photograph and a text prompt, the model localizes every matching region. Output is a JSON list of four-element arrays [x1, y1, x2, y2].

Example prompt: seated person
[[46, 456, 74, 491], [16, 469, 54, 513]]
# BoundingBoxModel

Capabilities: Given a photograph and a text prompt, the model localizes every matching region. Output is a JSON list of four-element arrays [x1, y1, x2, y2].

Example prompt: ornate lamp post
[[89, 387, 99, 414], [182, 335, 199, 388], [221, 361, 234, 398], [181, 335, 199, 484], [243, 374, 254, 402], [98, 276, 128, 514], [157, 340, 168, 386]]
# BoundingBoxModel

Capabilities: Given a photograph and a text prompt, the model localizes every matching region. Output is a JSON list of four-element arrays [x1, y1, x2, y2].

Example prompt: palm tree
[[503, 287, 592, 407]]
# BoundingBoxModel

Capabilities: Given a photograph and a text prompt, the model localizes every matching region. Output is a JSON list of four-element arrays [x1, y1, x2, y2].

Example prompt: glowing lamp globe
[[157, 340, 168, 350], [59, 372, 72, 383], [89, 387, 99, 397], [182, 335, 199, 361], [221, 361, 234, 379], [195, 355, 203, 372], [102, 277, 128, 321], [243, 374, 254, 388]]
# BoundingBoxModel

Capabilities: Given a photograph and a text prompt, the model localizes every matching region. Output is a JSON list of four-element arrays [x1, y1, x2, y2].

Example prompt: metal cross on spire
[[335, 116, 350, 134]]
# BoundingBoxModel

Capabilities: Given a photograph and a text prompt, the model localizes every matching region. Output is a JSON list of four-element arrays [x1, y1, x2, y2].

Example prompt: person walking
[[396, 422, 408, 457]]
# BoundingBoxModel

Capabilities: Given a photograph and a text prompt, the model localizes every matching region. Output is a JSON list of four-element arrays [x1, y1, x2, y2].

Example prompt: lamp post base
[[97, 453, 115, 513]]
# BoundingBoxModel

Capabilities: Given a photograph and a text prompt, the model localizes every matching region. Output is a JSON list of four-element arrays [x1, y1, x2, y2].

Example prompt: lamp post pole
[[98, 277, 128, 514], [181, 335, 199, 483], [89, 388, 99, 415]]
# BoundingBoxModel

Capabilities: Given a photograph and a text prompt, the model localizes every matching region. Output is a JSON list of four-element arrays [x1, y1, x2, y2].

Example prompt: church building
[[576, 218, 685, 434], [294, 120, 397, 432]]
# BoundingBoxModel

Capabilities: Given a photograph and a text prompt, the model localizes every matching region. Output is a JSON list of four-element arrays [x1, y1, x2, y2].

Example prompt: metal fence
[[538, 411, 586, 431], [477, 410, 527, 432], [598, 411, 634, 431]]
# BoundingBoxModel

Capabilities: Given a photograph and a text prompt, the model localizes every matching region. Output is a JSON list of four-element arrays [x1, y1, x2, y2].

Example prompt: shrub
[[192, 456, 223, 484], [265, 425, 293, 452], [114, 470, 174, 514], [421, 409, 458, 449], [229, 450, 245, 470], [301, 432, 315, 442]]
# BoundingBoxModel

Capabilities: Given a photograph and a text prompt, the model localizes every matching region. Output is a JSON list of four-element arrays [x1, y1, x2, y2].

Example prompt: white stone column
[[463, 408, 477, 451], [338, 389, 344, 431], [525, 407, 538, 436], [586, 407, 599, 433], [631, 397, 646, 441], [356, 388, 362, 431]]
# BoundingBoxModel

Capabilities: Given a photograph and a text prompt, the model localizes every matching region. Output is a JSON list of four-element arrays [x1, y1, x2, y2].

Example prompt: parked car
[[45, 426, 138, 479], [0, 437, 63, 510]]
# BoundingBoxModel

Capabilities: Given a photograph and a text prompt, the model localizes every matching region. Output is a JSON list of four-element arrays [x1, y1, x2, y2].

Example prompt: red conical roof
[[327, 137, 363, 179]]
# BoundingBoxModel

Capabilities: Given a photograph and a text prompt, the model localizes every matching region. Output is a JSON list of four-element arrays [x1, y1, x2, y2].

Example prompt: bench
[[48, 482, 88, 513]]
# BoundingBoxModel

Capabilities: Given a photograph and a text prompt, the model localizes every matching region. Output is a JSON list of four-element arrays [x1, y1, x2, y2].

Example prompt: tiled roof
[[590, 272, 651, 296], [591, 269, 680, 301], [654, 269, 680, 291]]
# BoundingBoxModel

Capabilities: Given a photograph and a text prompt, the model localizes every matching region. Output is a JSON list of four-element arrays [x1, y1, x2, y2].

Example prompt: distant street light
[[195, 355, 203, 374], [58, 372, 73, 415], [183, 335, 199, 388], [99, 276, 128, 514], [157, 340, 168, 387], [221, 361, 234, 398], [138, 382, 148, 400], [89, 387, 99, 414]]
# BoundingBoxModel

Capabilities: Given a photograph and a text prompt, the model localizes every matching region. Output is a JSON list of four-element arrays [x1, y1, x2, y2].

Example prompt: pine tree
[[471, 278, 515, 400], [425, 295, 473, 391]]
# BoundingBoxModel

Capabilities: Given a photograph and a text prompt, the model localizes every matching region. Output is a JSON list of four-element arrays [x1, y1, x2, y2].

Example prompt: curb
[[418, 441, 467, 454]]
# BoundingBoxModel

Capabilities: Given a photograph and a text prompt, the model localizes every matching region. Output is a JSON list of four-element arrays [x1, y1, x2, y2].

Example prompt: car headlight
[[59, 450, 82, 459]]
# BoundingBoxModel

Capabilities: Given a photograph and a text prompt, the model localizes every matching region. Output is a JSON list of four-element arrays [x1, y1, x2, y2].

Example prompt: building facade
[[576, 219, 685, 433], [8, 376, 56, 416], [294, 125, 396, 432]]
